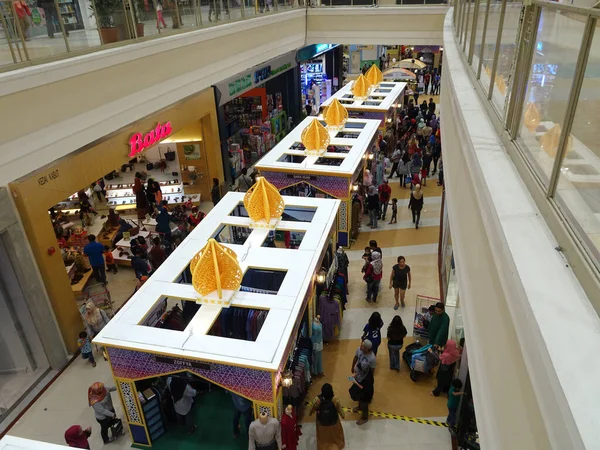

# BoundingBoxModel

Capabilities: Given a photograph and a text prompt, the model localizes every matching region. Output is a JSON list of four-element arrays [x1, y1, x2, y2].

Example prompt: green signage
[[229, 74, 252, 97], [271, 63, 292, 77]]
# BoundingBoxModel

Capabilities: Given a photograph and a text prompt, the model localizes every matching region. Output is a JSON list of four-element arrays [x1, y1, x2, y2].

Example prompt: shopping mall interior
[[0, 1, 599, 450]]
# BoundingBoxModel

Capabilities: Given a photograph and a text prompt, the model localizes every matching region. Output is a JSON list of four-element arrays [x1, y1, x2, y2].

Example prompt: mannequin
[[280, 405, 301, 450], [311, 316, 324, 376], [248, 412, 282, 450]]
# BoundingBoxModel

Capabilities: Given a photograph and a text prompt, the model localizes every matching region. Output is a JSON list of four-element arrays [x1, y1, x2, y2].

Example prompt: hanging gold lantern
[[301, 118, 330, 156], [540, 124, 573, 158], [243, 176, 285, 228], [352, 74, 371, 101], [323, 98, 349, 131], [496, 75, 507, 95], [190, 238, 243, 305]]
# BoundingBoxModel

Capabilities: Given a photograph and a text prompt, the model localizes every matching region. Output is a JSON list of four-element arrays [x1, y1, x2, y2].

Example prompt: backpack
[[316, 396, 338, 426]]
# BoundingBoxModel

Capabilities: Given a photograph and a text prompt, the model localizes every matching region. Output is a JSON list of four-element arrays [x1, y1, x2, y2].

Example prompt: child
[[447, 378, 464, 427], [389, 198, 398, 224], [78, 331, 96, 368], [104, 246, 117, 274]]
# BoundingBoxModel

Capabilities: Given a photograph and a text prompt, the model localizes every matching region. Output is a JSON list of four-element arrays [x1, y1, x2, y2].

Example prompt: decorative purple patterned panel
[[261, 172, 350, 200], [107, 347, 273, 403]]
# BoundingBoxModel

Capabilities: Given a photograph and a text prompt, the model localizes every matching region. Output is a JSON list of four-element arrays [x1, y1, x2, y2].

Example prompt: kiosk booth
[[254, 116, 379, 248], [321, 81, 406, 132], [94, 190, 340, 447]]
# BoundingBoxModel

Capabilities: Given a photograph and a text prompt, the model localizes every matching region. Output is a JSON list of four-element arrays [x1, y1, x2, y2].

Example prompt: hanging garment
[[311, 320, 324, 375], [319, 295, 341, 341]]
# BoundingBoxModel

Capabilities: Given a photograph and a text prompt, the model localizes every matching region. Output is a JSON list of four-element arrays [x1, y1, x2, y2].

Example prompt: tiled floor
[[4, 169, 451, 449]]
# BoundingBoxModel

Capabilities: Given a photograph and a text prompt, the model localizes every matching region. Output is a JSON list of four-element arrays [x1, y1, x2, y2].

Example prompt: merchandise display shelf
[[322, 81, 406, 112], [0, 436, 71, 450], [95, 192, 339, 370], [115, 231, 151, 248], [255, 117, 380, 178]]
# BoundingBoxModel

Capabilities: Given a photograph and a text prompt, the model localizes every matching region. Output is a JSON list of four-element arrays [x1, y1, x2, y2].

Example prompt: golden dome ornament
[[243, 176, 285, 229], [190, 238, 243, 306], [496, 75, 507, 95], [301, 118, 330, 156], [523, 102, 541, 133], [323, 98, 349, 131], [540, 123, 573, 158], [352, 75, 371, 101], [366, 64, 383, 88]]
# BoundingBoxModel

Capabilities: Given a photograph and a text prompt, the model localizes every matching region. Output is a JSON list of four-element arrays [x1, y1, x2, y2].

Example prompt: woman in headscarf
[[409, 153, 422, 189], [364, 251, 383, 303], [366, 185, 379, 229], [88, 382, 120, 444], [84, 301, 110, 338], [409, 184, 424, 229], [167, 376, 198, 434], [362, 312, 384, 355], [64, 425, 91, 448], [431, 339, 460, 396], [309, 383, 345, 450]]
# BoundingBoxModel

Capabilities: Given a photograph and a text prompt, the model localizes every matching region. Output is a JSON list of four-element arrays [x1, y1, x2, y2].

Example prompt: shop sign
[[287, 173, 317, 181], [129, 122, 172, 157], [229, 74, 252, 97], [37, 169, 59, 186], [154, 355, 211, 371]]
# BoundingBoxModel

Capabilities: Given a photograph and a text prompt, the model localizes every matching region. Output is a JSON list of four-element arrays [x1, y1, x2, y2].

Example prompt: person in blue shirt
[[130, 248, 150, 280], [231, 392, 253, 438], [84, 235, 106, 284], [155, 202, 173, 242], [361, 312, 384, 355]]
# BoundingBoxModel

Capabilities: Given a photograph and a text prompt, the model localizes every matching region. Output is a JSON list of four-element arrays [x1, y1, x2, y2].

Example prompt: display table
[[255, 116, 379, 247], [94, 193, 340, 447], [99, 227, 118, 247], [115, 231, 150, 248], [71, 270, 92, 297]]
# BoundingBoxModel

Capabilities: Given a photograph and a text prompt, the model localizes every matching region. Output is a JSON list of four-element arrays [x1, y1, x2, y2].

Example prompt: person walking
[[363, 251, 383, 303], [361, 312, 384, 355], [387, 315, 408, 371], [231, 392, 253, 438], [431, 339, 460, 396], [389, 147, 402, 179], [84, 235, 106, 285], [409, 184, 424, 229], [378, 179, 391, 221], [310, 383, 345, 450], [398, 150, 410, 188], [447, 379, 464, 427], [350, 340, 376, 426], [389, 256, 411, 309], [429, 302, 450, 348], [366, 185, 379, 229], [83, 300, 110, 339], [88, 382, 121, 444]]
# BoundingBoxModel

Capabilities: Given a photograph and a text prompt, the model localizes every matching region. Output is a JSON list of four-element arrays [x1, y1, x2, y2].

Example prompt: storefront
[[296, 44, 342, 114], [321, 80, 406, 133], [255, 116, 380, 248], [94, 192, 340, 447], [8, 88, 223, 353], [213, 52, 302, 184]]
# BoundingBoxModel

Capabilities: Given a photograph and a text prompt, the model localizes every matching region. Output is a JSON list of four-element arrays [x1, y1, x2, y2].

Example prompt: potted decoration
[[90, 0, 122, 43]]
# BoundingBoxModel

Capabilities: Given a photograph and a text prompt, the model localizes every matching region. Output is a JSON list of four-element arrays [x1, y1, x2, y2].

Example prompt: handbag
[[165, 150, 176, 161], [110, 418, 123, 439], [146, 162, 154, 170]]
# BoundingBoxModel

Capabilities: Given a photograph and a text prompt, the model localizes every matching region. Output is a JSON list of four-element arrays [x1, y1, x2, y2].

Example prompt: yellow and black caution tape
[[304, 402, 448, 428]]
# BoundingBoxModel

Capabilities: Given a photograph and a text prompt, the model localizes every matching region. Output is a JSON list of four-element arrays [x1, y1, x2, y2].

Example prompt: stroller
[[402, 342, 439, 381]]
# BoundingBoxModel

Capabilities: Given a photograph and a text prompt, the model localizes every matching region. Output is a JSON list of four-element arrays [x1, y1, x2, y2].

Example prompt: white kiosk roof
[[0, 437, 69, 450], [322, 81, 406, 112], [255, 116, 380, 177], [94, 193, 340, 371]]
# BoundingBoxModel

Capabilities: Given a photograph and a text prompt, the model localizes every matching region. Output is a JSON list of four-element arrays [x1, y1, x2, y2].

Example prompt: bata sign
[[129, 122, 173, 157]]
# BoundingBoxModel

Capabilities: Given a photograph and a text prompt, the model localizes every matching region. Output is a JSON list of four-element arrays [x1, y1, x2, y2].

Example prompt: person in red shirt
[[104, 246, 117, 274], [378, 179, 392, 221], [187, 206, 205, 228]]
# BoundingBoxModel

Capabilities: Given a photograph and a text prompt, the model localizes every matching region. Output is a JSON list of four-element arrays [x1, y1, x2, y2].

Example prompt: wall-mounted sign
[[296, 44, 339, 63], [215, 52, 297, 106], [129, 122, 172, 157], [154, 355, 211, 371], [228, 74, 252, 97]]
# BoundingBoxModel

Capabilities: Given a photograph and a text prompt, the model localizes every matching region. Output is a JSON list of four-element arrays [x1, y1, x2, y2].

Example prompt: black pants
[[92, 265, 106, 284], [390, 162, 399, 178], [432, 156, 440, 173], [97, 417, 118, 444], [411, 209, 421, 227], [43, 5, 63, 38]]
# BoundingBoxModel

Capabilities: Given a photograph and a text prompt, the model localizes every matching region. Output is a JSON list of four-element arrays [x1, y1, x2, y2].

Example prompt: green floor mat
[[133, 387, 249, 450]]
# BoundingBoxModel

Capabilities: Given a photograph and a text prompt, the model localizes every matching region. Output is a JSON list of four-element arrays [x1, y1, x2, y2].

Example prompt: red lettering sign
[[128, 122, 173, 157]]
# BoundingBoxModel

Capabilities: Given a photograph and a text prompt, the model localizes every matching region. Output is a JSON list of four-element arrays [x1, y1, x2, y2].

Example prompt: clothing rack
[[209, 307, 267, 341], [156, 304, 184, 331]]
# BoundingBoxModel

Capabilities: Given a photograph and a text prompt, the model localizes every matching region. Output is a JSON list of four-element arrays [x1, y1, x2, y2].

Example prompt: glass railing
[[314, 0, 448, 5], [0, 0, 302, 71], [452, 0, 600, 271]]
